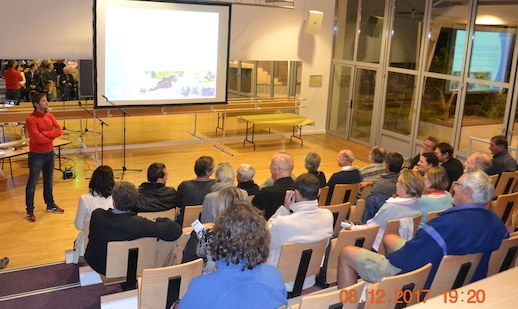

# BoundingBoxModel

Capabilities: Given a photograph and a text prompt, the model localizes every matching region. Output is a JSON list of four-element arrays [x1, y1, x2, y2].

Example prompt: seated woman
[[304, 152, 326, 187], [180, 200, 287, 309], [419, 166, 453, 227], [412, 152, 439, 175], [349, 169, 423, 251], [73, 165, 114, 264]]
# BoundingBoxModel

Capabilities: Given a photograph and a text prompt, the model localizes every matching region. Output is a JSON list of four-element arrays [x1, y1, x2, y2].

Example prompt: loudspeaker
[[305, 10, 323, 35], [78, 59, 94, 98]]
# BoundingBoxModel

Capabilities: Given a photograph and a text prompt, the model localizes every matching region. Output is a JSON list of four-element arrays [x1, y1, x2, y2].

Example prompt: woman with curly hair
[[180, 200, 287, 308], [72, 165, 114, 264]]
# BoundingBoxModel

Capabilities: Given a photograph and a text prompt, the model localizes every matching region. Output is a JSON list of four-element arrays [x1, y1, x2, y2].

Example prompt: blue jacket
[[387, 204, 509, 288], [180, 260, 287, 308]]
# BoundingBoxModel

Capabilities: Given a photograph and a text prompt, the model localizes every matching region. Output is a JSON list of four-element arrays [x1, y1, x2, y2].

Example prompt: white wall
[[0, 0, 335, 132]]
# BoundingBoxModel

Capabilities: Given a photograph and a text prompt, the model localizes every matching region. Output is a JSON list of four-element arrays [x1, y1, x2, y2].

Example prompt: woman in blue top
[[418, 166, 453, 227]]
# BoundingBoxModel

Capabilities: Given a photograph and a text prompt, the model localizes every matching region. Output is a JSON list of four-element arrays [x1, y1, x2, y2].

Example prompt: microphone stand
[[77, 101, 109, 166], [77, 86, 98, 138], [102, 95, 141, 179], [61, 99, 80, 133]]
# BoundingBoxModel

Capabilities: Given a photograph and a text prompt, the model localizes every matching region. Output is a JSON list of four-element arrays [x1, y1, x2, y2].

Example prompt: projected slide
[[95, 0, 230, 107]]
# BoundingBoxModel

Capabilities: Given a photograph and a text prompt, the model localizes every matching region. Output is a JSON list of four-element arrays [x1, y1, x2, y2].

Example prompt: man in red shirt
[[3, 60, 23, 101], [25, 93, 64, 222]]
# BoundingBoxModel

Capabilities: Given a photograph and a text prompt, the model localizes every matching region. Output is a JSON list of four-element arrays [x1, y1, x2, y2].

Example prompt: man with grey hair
[[85, 181, 182, 275], [201, 163, 247, 223], [359, 146, 386, 180], [463, 152, 493, 174], [337, 170, 509, 290], [253, 152, 295, 219], [326, 149, 361, 204], [237, 163, 260, 195]]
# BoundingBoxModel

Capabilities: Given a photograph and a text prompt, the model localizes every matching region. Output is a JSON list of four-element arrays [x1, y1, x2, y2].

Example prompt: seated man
[[326, 149, 362, 204], [359, 146, 386, 180], [434, 142, 464, 190], [252, 152, 295, 219], [408, 136, 439, 169], [337, 170, 509, 290], [176, 156, 216, 225], [85, 181, 182, 275], [267, 173, 333, 291], [463, 152, 493, 173], [236, 163, 260, 196], [488, 135, 518, 174], [134, 162, 177, 213]]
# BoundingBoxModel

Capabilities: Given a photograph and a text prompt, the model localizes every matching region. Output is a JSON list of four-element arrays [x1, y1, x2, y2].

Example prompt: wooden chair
[[348, 198, 365, 224], [359, 183, 373, 199], [425, 209, 443, 222], [246, 194, 255, 202], [428, 253, 483, 297], [489, 174, 499, 185], [277, 238, 329, 298], [103, 237, 158, 290], [320, 202, 351, 237], [137, 208, 176, 221], [182, 205, 203, 228], [364, 263, 432, 309], [487, 234, 518, 276], [290, 280, 366, 309], [490, 191, 518, 230], [325, 225, 380, 285], [494, 171, 518, 197], [329, 183, 360, 205], [377, 214, 422, 255], [138, 258, 203, 309], [318, 186, 329, 206]]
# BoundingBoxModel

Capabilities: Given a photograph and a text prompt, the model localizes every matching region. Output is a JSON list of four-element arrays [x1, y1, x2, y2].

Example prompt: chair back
[[137, 208, 176, 221], [318, 186, 329, 206], [489, 174, 499, 185], [84, 220, 90, 250], [425, 210, 443, 222], [359, 183, 373, 199], [104, 237, 157, 290], [428, 253, 483, 297], [326, 225, 380, 285], [490, 191, 518, 227], [377, 214, 422, 255], [139, 258, 203, 309], [277, 238, 328, 298], [494, 171, 518, 196], [182, 205, 203, 228], [246, 194, 255, 202], [364, 263, 432, 309], [330, 183, 360, 205], [487, 234, 518, 276], [348, 199, 365, 224], [294, 281, 366, 309], [320, 202, 351, 237]]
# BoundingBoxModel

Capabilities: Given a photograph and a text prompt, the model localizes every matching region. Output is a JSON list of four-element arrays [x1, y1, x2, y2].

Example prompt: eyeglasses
[[452, 181, 464, 188]]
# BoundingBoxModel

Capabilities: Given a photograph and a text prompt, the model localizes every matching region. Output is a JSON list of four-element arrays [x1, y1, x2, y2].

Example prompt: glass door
[[350, 68, 377, 143]]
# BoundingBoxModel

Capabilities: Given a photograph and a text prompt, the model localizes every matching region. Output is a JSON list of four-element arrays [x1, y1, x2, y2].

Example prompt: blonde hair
[[212, 187, 247, 220], [398, 169, 424, 198], [425, 166, 449, 191]]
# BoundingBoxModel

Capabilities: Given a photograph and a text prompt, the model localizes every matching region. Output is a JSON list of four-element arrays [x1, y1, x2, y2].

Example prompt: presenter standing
[[25, 93, 64, 222]]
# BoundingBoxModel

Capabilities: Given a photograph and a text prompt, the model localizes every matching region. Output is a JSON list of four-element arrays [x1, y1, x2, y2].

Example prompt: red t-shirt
[[3, 68, 23, 90]]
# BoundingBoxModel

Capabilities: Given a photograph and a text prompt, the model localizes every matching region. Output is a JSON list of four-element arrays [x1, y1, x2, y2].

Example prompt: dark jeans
[[26, 151, 55, 213], [6, 89, 20, 101]]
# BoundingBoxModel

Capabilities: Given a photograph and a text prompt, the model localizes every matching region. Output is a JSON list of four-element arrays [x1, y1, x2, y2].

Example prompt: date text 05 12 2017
[[338, 288, 486, 304]]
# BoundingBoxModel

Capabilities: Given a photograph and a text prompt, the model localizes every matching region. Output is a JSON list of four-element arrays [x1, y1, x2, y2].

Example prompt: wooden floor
[[0, 114, 371, 270]]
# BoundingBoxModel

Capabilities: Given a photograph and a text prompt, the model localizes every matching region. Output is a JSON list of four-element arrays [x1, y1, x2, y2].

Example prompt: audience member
[[267, 173, 333, 291], [134, 162, 177, 213], [3, 60, 23, 101], [304, 152, 327, 187], [487, 135, 518, 174], [418, 166, 453, 227], [412, 152, 439, 175], [359, 146, 386, 180], [73, 165, 114, 264], [326, 149, 362, 204], [41, 62, 58, 101], [25, 93, 63, 222], [350, 169, 423, 252], [408, 136, 439, 169], [85, 181, 182, 275], [25, 63, 42, 100], [176, 156, 216, 225], [201, 163, 247, 224], [434, 142, 463, 189], [252, 152, 295, 219], [337, 170, 509, 289], [180, 201, 287, 309], [59, 66, 77, 100], [362, 152, 404, 222], [0, 257, 8, 270], [236, 163, 260, 195], [463, 152, 493, 173]]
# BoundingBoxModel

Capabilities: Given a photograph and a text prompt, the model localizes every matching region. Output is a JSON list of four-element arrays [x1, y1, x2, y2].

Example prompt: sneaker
[[26, 213, 36, 222], [0, 257, 9, 270], [46, 205, 65, 214]]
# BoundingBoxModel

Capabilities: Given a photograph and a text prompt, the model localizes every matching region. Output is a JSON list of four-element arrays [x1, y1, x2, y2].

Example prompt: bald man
[[326, 149, 362, 204], [252, 152, 295, 219]]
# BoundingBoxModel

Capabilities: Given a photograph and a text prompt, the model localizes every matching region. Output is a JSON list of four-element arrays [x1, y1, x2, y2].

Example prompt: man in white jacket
[[267, 173, 334, 291]]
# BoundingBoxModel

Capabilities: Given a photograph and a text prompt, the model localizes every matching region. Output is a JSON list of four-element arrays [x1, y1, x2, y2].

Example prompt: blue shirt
[[180, 260, 287, 309]]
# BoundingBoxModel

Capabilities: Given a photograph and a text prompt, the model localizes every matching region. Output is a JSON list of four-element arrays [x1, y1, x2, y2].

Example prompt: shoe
[[47, 205, 65, 213], [27, 212, 36, 222], [0, 257, 9, 270]]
